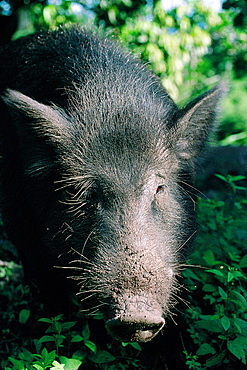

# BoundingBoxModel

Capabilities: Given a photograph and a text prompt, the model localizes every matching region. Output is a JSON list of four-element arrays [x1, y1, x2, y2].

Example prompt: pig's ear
[[2, 89, 70, 143], [174, 83, 225, 160]]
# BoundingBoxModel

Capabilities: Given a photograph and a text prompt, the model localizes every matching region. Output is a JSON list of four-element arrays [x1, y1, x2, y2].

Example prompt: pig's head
[[3, 80, 224, 342]]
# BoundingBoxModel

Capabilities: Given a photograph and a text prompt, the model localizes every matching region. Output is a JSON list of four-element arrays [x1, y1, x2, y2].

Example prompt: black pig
[[0, 26, 223, 342]]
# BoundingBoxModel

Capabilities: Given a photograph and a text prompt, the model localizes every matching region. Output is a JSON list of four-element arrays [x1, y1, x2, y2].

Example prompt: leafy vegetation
[[182, 180, 247, 369]]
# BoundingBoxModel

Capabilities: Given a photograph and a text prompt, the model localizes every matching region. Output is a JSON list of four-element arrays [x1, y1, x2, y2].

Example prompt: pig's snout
[[106, 313, 165, 342]]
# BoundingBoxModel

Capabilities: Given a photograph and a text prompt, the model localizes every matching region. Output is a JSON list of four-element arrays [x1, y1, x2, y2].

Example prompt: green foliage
[[120, 1, 222, 99], [14, 0, 148, 36], [182, 175, 247, 368], [0, 260, 33, 364], [214, 174, 247, 193], [219, 76, 247, 144], [1, 305, 142, 369], [3, 314, 119, 369], [183, 350, 202, 369]]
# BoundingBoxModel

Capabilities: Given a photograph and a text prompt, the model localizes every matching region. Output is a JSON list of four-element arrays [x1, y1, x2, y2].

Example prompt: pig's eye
[[156, 185, 164, 194]]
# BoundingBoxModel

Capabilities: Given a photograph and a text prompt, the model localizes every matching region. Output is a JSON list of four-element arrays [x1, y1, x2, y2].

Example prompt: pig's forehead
[[67, 110, 181, 187], [80, 111, 173, 157], [80, 145, 179, 189]]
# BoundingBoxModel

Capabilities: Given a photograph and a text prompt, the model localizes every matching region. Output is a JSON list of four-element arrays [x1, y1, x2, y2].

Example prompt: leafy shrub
[[2, 311, 143, 369], [219, 76, 247, 145], [182, 176, 247, 369], [6, 315, 118, 370]]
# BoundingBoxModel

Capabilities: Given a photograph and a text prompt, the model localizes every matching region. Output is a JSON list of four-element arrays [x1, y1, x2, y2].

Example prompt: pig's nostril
[[106, 317, 165, 343]]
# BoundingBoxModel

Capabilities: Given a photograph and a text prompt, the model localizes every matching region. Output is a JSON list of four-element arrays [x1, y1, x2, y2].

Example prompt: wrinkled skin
[[0, 26, 224, 342]]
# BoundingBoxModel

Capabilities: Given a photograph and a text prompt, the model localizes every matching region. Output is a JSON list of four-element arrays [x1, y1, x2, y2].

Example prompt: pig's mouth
[[105, 314, 165, 343]]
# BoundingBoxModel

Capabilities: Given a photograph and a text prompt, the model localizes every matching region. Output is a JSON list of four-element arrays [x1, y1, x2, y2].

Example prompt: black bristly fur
[[0, 26, 224, 342]]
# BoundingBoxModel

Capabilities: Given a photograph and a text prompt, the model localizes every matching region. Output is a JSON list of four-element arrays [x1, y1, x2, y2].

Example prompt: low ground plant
[[182, 175, 247, 369]]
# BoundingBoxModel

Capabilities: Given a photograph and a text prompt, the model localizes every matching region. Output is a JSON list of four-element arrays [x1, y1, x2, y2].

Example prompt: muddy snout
[[105, 296, 165, 342], [106, 314, 165, 342]]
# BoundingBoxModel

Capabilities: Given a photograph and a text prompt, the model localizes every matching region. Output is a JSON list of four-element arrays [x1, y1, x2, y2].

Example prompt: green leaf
[[227, 339, 246, 363], [205, 352, 226, 367], [235, 186, 247, 191], [38, 335, 56, 343], [82, 323, 90, 341], [240, 255, 247, 268], [47, 357, 56, 367], [227, 271, 234, 282], [203, 250, 216, 266], [90, 312, 104, 320], [90, 350, 116, 364], [33, 365, 43, 370], [218, 286, 228, 300], [59, 357, 82, 370], [232, 291, 247, 309], [19, 348, 34, 362], [121, 342, 142, 350], [221, 316, 230, 331], [108, 7, 117, 25], [33, 339, 42, 353], [183, 269, 202, 281], [54, 334, 66, 346], [50, 361, 65, 370], [196, 319, 223, 333], [39, 318, 53, 324], [84, 340, 97, 354], [41, 347, 49, 358], [129, 342, 142, 351], [61, 322, 76, 331], [234, 318, 247, 329], [234, 322, 242, 334], [71, 335, 83, 343], [230, 175, 246, 182], [206, 269, 224, 277], [19, 309, 30, 324], [218, 335, 228, 340], [54, 321, 62, 334], [214, 174, 227, 182], [71, 350, 87, 361], [8, 358, 25, 370], [233, 336, 247, 350], [40, 348, 56, 366], [196, 343, 216, 356], [202, 284, 216, 292]]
